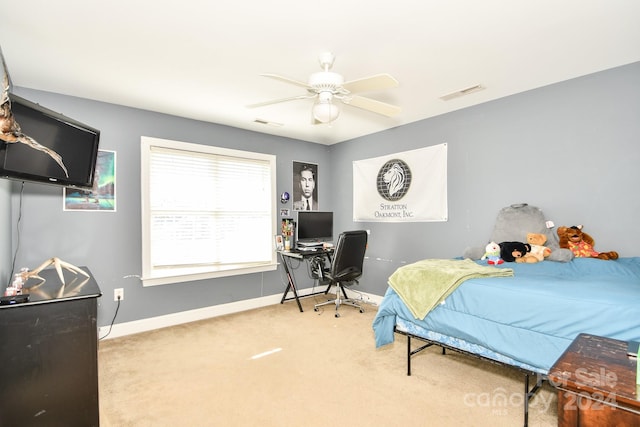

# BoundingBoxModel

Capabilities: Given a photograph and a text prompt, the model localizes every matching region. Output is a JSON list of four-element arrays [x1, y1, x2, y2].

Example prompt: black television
[[0, 93, 100, 189], [296, 211, 333, 246]]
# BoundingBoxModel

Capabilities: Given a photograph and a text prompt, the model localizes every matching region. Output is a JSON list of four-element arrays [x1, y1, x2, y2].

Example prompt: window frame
[[140, 136, 277, 286]]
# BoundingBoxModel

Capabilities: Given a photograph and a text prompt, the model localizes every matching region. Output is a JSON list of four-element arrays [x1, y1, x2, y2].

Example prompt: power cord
[[279, 257, 302, 290], [308, 255, 331, 282], [8, 182, 24, 286], [344, 285, 377, 306], [99, 295, 121, 340]]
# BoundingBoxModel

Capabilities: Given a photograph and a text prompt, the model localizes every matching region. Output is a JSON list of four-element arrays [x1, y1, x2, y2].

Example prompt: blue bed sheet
[[373, 257, 640, 373]]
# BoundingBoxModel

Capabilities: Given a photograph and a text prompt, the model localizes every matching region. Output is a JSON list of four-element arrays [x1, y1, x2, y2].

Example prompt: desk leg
[[279, 254, 304, 312]]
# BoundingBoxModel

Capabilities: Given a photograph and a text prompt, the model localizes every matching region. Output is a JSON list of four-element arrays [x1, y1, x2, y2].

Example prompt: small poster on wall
[[292, 161, 318, 211], [63, 149, 116, 212]]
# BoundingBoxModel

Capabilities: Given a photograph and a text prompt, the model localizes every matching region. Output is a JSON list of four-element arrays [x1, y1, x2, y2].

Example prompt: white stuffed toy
[[481, 241, 503, 265]]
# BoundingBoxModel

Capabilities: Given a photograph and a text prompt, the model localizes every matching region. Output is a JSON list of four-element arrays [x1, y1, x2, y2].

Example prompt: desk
[[0, 266, 101, 427], [548, 333, 639, 427], [278, 248, 332, 312]]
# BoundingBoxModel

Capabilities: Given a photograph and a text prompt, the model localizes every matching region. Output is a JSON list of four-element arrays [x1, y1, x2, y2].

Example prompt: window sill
[[142, 262, 277, 286]]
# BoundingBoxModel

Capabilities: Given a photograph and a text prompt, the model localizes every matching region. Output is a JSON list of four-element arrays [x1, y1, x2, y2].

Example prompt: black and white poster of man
[[293, 161, 318, 211]]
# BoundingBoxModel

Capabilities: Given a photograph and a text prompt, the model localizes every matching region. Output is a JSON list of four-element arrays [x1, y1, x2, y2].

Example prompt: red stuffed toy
[[557, 225, 619, 260]]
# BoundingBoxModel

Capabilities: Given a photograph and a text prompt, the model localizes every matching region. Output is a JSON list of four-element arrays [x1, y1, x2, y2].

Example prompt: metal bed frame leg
[[406, 334, 434, 376], [524, 374, 530, 427], [407, 335, 411, 376], [403, 331, 546, 427], [523, 373, 546, 427]]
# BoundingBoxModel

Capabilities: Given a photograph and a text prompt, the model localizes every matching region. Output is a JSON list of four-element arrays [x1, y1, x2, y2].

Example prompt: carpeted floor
[[98, 295, 557, 426]]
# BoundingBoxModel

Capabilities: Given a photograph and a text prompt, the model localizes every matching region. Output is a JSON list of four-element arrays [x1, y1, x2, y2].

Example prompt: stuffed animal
[[510, 235, 547, 264], [462, 204, 574, 262], [524, 232, 552, 262], [557, 225, 619, 260], [499, 241, 532, 263], [481, 241, 503, 265]]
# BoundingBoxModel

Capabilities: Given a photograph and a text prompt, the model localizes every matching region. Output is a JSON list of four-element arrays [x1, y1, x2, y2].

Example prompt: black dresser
[[0, 266, 101, 427]]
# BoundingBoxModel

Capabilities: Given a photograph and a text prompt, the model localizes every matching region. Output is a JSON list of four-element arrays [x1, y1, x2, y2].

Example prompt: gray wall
[[3, 61, 639, 326], [6, 88, 331, 326], [332, 61, 640, 295]]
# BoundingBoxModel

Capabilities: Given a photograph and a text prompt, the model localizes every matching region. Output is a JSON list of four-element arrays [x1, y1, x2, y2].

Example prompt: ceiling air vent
[[439, 84, 485, 101], [253, 118, 283, 127]]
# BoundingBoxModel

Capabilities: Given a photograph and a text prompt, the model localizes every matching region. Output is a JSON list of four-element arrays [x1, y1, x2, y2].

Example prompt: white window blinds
[[141, 137, 277, 286]]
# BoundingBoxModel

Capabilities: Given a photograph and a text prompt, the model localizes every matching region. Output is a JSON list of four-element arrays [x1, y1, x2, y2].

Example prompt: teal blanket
[[388, 258, 513, 320]]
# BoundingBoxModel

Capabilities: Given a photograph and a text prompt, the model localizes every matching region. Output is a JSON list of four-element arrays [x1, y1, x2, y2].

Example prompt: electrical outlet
[[114, 288, 124, 301]]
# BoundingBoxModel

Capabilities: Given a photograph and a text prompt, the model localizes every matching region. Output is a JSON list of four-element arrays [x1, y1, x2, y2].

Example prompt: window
[[141, 136, 277, 286]]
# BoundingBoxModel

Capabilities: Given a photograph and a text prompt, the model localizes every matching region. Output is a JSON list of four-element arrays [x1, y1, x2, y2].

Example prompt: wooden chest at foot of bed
[[548, 333, 639, 427]]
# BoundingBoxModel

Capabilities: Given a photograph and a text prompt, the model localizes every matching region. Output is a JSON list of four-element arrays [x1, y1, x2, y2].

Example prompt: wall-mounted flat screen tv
[[0, 93, 100, 189]]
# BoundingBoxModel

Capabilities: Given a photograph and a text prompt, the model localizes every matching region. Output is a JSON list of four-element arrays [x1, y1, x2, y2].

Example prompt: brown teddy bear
[[523, 232, 552, 262], [557, 225, 619, 260]]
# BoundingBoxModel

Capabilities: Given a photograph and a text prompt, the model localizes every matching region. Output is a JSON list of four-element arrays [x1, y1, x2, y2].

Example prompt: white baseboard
[[98, 288, 382, 340]]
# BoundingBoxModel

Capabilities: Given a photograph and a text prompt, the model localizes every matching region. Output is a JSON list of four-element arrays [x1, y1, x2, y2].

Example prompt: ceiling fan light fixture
[[312, 100, 340, 123]]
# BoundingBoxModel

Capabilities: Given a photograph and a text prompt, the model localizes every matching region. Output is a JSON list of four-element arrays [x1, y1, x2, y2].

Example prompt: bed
[[372, 257, 640, 425]]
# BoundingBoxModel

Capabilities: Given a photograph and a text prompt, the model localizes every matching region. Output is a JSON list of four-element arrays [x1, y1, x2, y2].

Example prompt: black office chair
[[314, 230, 368, 317]]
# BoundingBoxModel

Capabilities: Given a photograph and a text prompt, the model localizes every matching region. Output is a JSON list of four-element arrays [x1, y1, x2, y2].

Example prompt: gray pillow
[[464, 203, 573, 262]]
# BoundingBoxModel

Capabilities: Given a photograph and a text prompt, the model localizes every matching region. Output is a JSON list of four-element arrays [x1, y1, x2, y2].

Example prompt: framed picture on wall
[[63, 149, 116, 212], [274, 235, 284, 251], [292, 161, 318, 211]]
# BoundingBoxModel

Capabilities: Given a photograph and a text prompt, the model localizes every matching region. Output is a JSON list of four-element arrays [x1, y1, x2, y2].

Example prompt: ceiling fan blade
[[342, 95, 401, 117], [342, 73, 399, 94], [260, 73, 311, 89], [247, 94, 315, 108]]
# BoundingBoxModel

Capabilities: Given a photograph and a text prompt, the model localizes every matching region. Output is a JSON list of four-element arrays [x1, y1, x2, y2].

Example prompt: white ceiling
[[2, 1, 639, 145]]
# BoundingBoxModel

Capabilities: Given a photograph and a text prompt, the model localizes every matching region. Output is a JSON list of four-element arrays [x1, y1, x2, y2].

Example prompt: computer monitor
[[296, 211, 333, 246]]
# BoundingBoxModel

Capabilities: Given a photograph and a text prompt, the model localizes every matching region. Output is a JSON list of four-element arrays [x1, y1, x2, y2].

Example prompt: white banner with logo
[[353, 143, 448, 222]]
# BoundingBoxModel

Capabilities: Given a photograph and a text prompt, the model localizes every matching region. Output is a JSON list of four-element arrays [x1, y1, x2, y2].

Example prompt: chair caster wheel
[[314, 307, 319, 312], [359, 309, 364, 313], [335, 313, 340, 318]]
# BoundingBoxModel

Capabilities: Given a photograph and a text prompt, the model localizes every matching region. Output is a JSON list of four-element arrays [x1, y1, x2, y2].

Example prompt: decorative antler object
[[0, 46, 68, 177], [20, 257, 89, 286]]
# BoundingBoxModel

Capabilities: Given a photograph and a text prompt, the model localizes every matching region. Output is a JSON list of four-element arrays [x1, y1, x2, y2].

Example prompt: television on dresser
[[296, 211, 333, 246], [0, 93, 100, 189]]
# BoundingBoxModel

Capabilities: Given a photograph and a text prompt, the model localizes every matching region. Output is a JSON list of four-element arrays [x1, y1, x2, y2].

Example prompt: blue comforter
[[373, 257, 640, 373]]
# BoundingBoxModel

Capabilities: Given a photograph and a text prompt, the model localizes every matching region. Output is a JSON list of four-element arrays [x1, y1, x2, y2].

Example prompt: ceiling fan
[[248, 52, 401, 124]]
